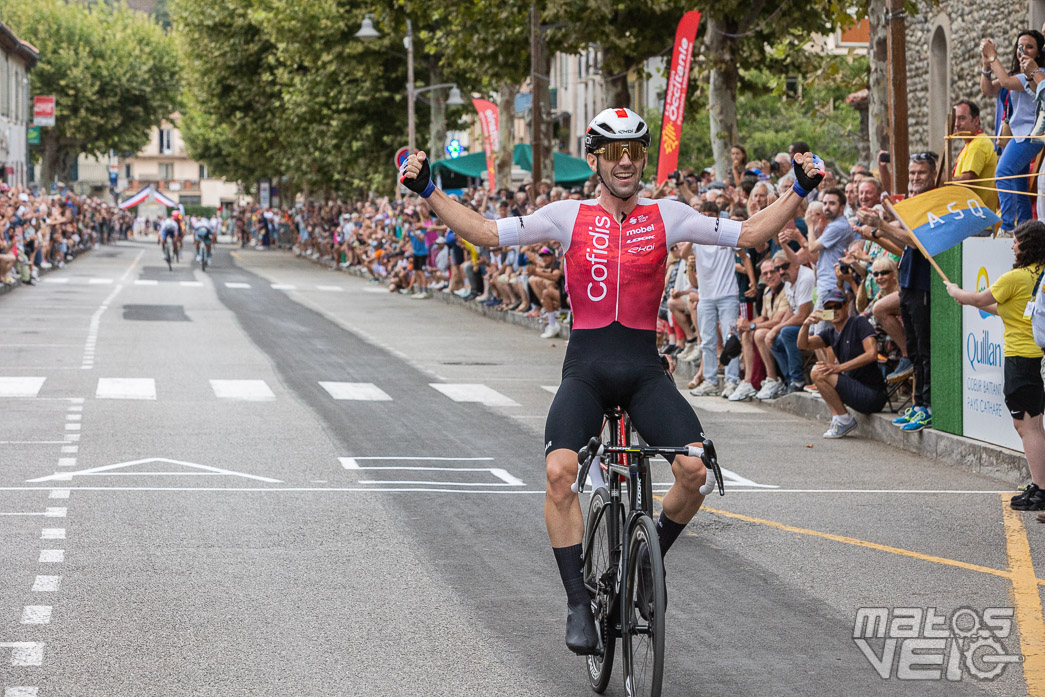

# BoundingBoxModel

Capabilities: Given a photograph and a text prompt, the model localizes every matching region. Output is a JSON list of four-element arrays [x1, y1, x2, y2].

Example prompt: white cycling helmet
[[584, 107, 651, 154]]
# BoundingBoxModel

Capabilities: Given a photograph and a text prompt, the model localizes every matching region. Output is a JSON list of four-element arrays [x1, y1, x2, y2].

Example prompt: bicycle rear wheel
[[582, 487, 617, 693], [163, 240, 172, 271], [200, 247, 208, 272], [622, 515, 665, 697]]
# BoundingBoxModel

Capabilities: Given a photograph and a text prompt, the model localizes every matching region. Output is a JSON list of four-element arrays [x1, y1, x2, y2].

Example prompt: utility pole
[[886, 0, 908, 195], [406, 19, 416, 153], [530, 5, 542, 187]]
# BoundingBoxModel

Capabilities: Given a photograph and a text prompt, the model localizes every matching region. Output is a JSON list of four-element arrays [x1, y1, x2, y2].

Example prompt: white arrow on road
[[26, 458, 282, 484], [0, 642, 44, 666]]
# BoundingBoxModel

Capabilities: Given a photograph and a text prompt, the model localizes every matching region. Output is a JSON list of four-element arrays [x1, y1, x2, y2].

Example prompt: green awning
[[428, 146, 593, 186]]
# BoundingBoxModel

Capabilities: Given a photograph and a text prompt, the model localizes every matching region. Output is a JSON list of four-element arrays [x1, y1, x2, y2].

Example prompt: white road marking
[[66, 414, 81, 421], [0, 508, 66, 517], [686, 397, 763, 414], [362, 287, 388, 294], [40, 529, 65, 540], [210, 379, 275, 401], [541, 385, 559, 394], [96, 377, 156, 400], [430, 383, 519, 407], [83, 283, 125, 370], [64, 423, 81, 431], [26, 457, 282, 484], [68, 406, 83, 413], [48, 490, 69, 499], [270, 284, 296, 290], [319, 381, 392, 401], [5, 688, 39, 697], [0, 642, 44, 666], [38, 550, 63, 563], [57, 459, 76, 467], [0, 441, 66, 445], [224, 282, 251, 289], [317, 285, 344, 292], [88, 278, 113, 285], [31, 576, 60, 592], [60, 446, 77, 454], [133, 279, 158, 286], [0, 377, 46, 398], [180, 281, 203, 287], [21, 606, 52, 625], [43, 277, 69, 284], [340, 456, 494, 469], [64, 434, 80, 441]]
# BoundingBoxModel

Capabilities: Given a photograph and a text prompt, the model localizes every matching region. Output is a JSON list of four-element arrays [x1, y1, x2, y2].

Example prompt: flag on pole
[[655, 11, 701, 186], [890, 185, 1001, 256], [472, 99, 499, 192]]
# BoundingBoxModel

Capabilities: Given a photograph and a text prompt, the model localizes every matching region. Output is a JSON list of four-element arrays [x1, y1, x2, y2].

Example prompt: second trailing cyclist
[[399, 107, 824, 654]]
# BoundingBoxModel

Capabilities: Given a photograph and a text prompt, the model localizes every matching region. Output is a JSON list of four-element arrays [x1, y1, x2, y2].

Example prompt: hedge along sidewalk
[[293, 250, 1024, 486], [296, 250, 571, 338], [671, 359, 1029, 487], [0, 244, 92, 297]]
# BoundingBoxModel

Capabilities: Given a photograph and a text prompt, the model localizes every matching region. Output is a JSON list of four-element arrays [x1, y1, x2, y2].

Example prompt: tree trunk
[[536, 43, 554, 188], [705, 16, 738, 182], [428, 58, 447, 160], [601, 54, 632, 110], [40, 129, 60, 190], [868, 0, 889, 163], [496, 81, 516, 192]]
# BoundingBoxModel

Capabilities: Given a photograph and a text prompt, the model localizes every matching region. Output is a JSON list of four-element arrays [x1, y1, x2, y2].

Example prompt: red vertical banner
[[472, 98, 499, 191], [656, 11, 701, 186]]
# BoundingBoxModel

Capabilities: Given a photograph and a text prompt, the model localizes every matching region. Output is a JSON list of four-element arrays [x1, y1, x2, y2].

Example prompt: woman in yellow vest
[[946, 220, 1045, 512]]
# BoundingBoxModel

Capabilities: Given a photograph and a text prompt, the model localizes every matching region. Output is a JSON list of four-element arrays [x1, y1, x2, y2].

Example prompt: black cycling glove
[[399, 155, 436, 198], [791, 154, 826, 198]]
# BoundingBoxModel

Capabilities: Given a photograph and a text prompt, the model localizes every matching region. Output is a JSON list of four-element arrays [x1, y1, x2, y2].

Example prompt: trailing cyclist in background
[[193, 219, 214, 271]]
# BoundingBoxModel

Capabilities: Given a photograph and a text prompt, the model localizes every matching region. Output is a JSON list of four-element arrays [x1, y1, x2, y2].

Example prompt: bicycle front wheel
[[583, 486, 617, 693], [200, 248, 208, 272], [622, 515, 665, 697]]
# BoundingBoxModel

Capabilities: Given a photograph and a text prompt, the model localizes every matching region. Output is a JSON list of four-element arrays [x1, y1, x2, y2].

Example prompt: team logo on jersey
[[637, 214, 648, 223], [629, 217, 637, 225], [628, 244, 655, 254], [626, 234, 656, 244]]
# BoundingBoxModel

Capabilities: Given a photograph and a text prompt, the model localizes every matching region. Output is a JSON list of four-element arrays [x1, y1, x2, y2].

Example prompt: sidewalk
[[289, 249, 1026, 486]]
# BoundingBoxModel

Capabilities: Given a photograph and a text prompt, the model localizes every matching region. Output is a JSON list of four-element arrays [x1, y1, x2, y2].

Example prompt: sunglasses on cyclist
[[871, 269, 893, 277], [773, 263, 791, 272], [593, 140, 647, 161]]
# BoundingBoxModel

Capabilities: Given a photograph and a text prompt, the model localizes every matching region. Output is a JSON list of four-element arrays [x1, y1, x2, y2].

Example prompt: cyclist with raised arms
[[399, 107, 824, 655]]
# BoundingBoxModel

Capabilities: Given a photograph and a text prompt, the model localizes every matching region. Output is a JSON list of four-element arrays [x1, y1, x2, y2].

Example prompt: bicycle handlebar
[[571, 438, 724, 496]]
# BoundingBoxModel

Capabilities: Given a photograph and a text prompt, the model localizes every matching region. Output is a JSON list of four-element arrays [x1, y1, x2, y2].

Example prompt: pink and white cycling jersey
[[496, 198, 741, 330]]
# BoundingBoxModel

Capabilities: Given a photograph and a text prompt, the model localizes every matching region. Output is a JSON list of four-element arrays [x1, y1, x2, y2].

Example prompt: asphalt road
[[0, 240, 1041, 697]]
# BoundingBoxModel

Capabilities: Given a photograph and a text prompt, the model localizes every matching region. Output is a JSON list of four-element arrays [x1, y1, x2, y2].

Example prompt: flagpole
[[881, 198, 952, 285]]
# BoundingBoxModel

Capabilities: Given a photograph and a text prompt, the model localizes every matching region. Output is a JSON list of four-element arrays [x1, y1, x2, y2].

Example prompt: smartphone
[[820, 309, 835, 321]]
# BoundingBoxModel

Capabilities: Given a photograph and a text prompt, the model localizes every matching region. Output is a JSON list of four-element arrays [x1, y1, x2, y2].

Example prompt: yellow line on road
[[1001, 495, 1045, 696], [700, 505, 1016, 580]]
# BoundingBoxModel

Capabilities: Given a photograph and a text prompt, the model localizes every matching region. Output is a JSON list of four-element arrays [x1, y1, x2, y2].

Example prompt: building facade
[[0, 21, 37, 188], [905, 0, 1045, 158]]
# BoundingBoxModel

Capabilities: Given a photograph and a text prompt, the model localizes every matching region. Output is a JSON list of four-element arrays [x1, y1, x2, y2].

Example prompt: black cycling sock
[[553, 544, 589, 607], [656, 512, 687, 557]]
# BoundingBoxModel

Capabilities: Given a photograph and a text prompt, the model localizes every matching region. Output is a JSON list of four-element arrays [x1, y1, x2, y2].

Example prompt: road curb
[[672, 359, 1029, 486], [287, 249, 1025, 485], [293, 251, 570, 338], [0, 246, 92, 296]]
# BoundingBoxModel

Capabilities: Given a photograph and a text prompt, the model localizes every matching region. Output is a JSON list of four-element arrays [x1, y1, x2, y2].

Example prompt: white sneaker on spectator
[[454, 288, 471, 297], [41, 262, 52, 270], [755, 378, 785, 400], [678, 341, 700, 362], [720, 380, 739, 398], [728, 381, 757, 401], [689, 381, 720, 397], [823, 418, 858, 439], [541, 325, 560, 339]]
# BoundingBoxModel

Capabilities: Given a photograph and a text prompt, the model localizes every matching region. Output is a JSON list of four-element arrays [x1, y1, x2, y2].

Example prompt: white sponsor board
[[961, 238, 1021, 451]]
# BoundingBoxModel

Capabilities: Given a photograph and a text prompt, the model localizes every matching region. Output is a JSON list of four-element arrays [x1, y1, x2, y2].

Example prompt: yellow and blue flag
[[891, 185, 1001, 256]]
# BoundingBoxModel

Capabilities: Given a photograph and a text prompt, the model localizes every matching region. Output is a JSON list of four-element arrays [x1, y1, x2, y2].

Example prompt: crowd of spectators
[[0, 184, 130, 288]]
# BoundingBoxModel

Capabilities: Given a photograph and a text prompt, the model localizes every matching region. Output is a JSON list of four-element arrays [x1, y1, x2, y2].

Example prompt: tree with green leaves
[[3, 0, 179, 187]]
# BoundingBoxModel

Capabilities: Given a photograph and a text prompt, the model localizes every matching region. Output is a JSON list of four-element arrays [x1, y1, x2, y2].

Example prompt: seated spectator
[[730, 258, 790, 401], [529, 247, 565, 338], [798, 288, 888, 438], [952, 98, 999, 216], [758, 250, 814, 399]]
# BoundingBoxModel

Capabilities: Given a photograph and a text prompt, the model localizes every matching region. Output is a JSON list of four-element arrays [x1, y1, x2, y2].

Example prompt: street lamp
[[354, 16, 463, 153]]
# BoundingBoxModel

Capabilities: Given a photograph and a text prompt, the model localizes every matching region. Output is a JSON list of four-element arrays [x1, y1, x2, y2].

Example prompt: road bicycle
[[161, 235, 174, 271], [573, 408, 724, 697], [196, 235, 213, 272]]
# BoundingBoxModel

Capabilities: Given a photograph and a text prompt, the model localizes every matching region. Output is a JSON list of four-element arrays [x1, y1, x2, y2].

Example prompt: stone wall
[[905, 0, 1034, 159]]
